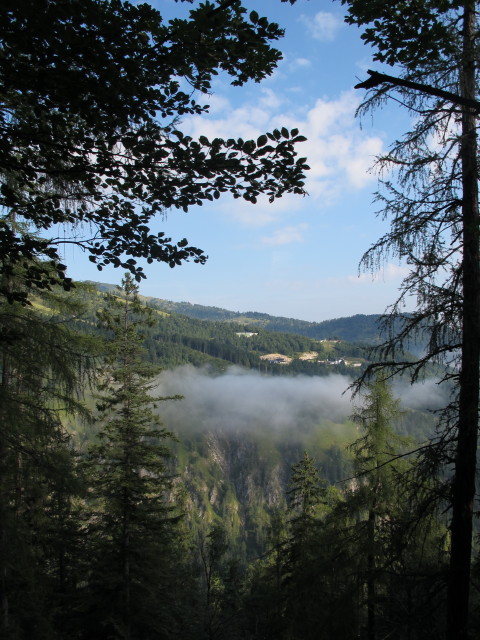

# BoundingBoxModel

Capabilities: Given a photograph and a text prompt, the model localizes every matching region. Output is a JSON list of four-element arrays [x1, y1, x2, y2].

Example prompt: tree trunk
[[367, 508, 376, 640], [446, 2, 479, 638]]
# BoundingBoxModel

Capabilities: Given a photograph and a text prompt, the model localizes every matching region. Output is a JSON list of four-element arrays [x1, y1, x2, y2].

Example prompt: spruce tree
[[85, 274, 184, 640]]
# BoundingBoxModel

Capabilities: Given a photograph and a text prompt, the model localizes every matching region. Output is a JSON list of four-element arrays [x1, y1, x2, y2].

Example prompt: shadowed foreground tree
[[281, 452, 332, 639], [0, 273, 95, 638], [85, 275, 186, 640], [339, 1, 479, 636], [0, 0, 308, 303], [350, 377, 405, 640]]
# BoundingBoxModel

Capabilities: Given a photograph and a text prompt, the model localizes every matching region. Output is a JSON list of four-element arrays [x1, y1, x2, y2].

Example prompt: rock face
[[173, 407, 437, 560], [176, 426, 342, 559]]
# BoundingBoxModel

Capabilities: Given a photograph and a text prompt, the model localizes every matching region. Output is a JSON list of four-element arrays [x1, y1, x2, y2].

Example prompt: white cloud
[[347, 263, 411, 284], [393, 379, 447, 411], [181, 90, 383, 226], [383, 263, 412, 280], [156, 366, 353, 433], [259, 265, 408, 296], [260, 223, 308, 246], [291, 57, 312, 69], [259, 88, 283, 110], [302, 12, 343, 42], [427, 117, 460, 154], [204, 93, 230, 116], [344, 137, 384, 188], [224, 192, 304, 227], [288, 92, 384, 194], [183, 104, 271, 141]]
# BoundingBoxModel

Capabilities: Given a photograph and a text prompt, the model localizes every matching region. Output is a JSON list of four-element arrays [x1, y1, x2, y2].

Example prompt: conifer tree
[[0, 272, 95, 637], [281, 453, 335, 639], [349, 377, 407, 640], [243, 506, 288, 639], [347, 377, 448, 639], [339, 2, 479, 635], [85, 274, 185, 640]]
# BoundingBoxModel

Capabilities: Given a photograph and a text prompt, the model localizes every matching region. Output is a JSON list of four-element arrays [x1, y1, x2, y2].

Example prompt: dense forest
[[93, 282, 385, 342], [2, 1, 480, 639], [0, 276, 461, 639], [91, 282, 374, 374]]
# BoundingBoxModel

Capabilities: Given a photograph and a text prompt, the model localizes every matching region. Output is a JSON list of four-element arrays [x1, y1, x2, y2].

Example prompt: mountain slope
[[90, 281, 384, 344], [86, 281, 371, 373]]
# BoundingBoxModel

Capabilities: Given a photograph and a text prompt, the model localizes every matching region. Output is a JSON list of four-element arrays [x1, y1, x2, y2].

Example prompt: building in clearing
[[259, 353, 292, 365]]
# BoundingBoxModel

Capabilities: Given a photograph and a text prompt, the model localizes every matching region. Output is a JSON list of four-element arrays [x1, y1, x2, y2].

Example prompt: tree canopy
[[0, 0, 308, 301], [345, 1, 479, 637]]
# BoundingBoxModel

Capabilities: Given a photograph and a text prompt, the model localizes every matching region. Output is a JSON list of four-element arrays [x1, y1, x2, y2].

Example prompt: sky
[[65, 0, 415, 323]]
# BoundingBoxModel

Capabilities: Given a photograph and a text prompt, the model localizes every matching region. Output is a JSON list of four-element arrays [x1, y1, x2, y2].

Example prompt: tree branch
[[355, 69, 480, 112]]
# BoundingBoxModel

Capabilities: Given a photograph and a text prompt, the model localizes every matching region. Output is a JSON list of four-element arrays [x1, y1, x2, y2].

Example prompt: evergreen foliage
[[84, 275, 185, 639], [125, 288, 386, 345], [0, 273, 96, 638], [0, 273, 451, 639], [341, 1, 480, 635]]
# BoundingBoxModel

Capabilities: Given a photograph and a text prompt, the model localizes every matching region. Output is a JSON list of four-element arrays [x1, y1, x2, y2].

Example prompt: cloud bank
[[156, 366, 353, 434], [393, 378, 448, 412], [155, 367, 448, 437]]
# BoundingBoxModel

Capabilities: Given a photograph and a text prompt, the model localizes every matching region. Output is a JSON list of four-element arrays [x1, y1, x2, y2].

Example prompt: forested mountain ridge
[[85, 281, 371, 373], [91, 281, 384, 344]]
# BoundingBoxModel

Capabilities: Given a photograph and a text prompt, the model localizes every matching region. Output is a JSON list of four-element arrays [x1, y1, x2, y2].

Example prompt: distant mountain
[[149, 302, 384, 344], [80, 281, 371, 374], [88, 281, 384, 345]]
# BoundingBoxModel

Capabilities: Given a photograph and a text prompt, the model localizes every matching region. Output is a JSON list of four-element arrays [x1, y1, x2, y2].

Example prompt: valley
[[87, 282, 441, 562]]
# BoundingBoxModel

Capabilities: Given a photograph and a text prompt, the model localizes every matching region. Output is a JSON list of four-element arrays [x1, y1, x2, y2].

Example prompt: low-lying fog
[[154, 366, 446, 434]]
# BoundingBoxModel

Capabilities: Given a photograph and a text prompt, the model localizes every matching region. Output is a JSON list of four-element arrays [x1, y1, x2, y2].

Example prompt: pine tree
[[85, 274, 185, 640]]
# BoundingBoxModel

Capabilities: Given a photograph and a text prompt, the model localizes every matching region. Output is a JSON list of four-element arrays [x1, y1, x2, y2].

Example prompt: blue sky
[[65, 0, 414, 322]]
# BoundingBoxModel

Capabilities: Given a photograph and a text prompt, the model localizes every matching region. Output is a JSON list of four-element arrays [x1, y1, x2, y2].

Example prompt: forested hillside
[[94, 281, 384, 344], [90, 281, 372, 373]]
